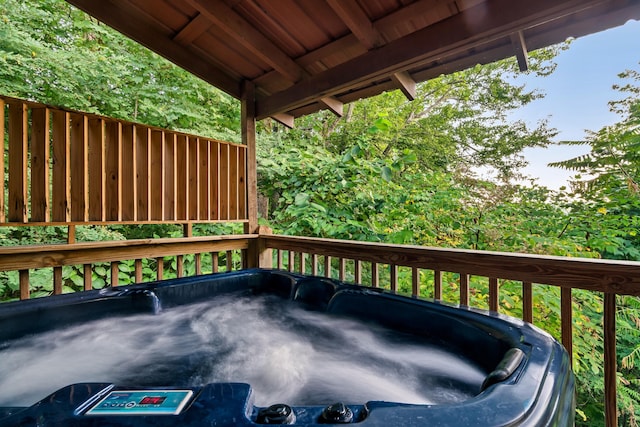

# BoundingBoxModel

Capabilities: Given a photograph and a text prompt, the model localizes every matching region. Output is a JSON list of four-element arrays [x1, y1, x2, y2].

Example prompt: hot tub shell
[[0, 268, 575, 426]]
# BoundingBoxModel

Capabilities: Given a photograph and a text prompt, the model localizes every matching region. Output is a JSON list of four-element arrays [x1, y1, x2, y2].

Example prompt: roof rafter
[[325, 0, 383, 50], [66, 0, 241, 99], [256, 0, 606, 119], [184, 0, 305, 83], [392, 71, 417, 101], [510, 31, 530, 72]]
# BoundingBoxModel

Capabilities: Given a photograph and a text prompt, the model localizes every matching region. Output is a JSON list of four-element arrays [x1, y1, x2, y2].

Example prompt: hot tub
[[0, 268, 574, 426]]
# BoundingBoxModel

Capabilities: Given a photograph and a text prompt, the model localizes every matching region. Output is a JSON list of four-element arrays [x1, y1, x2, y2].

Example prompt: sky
[[509, 18, 640, 190]]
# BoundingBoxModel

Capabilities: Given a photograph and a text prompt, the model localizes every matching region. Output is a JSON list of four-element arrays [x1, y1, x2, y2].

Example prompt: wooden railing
[[0, 95, 247, 225], [0, 234, 256, 300], [261, 234, 640, 427]]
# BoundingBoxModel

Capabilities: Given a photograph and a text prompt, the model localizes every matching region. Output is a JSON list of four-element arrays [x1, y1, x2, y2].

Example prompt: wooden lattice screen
[[0, 96, 247, 225]]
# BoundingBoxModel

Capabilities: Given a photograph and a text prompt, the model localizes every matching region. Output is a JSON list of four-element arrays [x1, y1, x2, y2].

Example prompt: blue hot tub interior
[[0, 268, 575, 426]]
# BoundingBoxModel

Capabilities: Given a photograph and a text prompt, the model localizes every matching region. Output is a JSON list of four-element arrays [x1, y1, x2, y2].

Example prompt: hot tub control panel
[[84, 389, 193, 416]]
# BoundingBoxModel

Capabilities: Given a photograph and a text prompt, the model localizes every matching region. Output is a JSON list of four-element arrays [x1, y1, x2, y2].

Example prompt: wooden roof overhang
[[66, 0, 640, 127]]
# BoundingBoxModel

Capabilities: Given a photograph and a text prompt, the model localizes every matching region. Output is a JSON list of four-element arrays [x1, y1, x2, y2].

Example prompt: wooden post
[[242, 80, 258, 234], [489, 277, 499, 312], [604, 293, 618, 427]]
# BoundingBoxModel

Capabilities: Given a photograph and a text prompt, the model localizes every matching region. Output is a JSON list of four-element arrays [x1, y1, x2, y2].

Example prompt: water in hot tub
[[0, 294, 485, 407]]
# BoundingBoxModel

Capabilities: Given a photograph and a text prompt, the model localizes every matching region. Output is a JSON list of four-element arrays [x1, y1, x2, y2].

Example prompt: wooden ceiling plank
[[66, 0, 241, 98], [256, 0, 606, 118], [320, 97, 344, 117], [185, 0, 305, 83], [173, 13, 212, 44], [391, 71, 417, 100], [271, 113, 295, 129], [326, 0, 384, 49], [510, 31, 529, 72]]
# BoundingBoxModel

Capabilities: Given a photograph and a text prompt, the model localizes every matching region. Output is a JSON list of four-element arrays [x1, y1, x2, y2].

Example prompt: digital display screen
[[85, 390, 193, 416]]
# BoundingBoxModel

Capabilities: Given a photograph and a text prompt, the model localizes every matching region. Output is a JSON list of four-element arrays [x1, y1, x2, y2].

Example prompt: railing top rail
[[262, 234, 640, 295]]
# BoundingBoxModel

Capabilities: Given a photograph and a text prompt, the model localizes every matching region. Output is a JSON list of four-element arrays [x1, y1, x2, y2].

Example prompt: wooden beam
[[510, 31, 529, 71], [173, 13, 212, 45], [326, 0, 383, 50], [256, 0, 604, 118], [271, 113, 295, 129], [391, 71, 417, 101], [320, 97, 344, 117], [185, 0, 305, 83], [66, 0, 241, 98], [242, 81, 258, 235]]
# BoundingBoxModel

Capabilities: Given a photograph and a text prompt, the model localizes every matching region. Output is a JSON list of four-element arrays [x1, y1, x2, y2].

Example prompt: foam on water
[[0, 294, 485, 407]]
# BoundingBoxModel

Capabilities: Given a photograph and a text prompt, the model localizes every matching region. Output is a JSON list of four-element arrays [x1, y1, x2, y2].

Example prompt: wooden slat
[[53, 267, 63, 295], [371, 262, 378, 287], [355, 260, 362, 283], [339, 258, 346, 281], [199, 139, 210, 220], [177, 255, 184, 278], [135, 259, 143, 283], [324, 255, 331, 278], [150, 130, 165, 220], [8, 103, 28, 222], [105, 121, 122, 221], [0, 99, 5, 222], [195, 253, 202, 275], [135, 126, 150, 221], [52, 111, 71, 222], [299, 252, 306, 274], [604, 292, 617, 427], [460, 273, 470, 306], [70, 114, 88, 222], [156, 257, 164, 280], [111, 261, 119, 286], [489, 277, 499, 312], [412, 267, 419, 297], [523, 281, 533, 323], [176, 134, 189, 220], [30, 108, 51, 222], [219, 143, 229, 220], [19, 270, 29, 300], [121, 124, 136, 221], [211, 252, 219, 273], [390, 264, 398, 293], [226, 250, 233, 272], [229, 145, 239, 219], [311, 254, 318, 276], [277, 249, 283, 269], [210, 140, 220, 220], [164, 133, 176, 220], [288, 250, 294, 272], [188, 137, 199, 220], [88, 118, 105, 221], [561, 287, 573, 362], [238, 146, 247, 220], [434, 270, 442, 299], [83, 264, 92, 291]]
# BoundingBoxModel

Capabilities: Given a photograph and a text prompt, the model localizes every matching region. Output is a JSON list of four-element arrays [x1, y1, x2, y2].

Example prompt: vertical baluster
[[276, 249, 283, 269], [111, 261, 119, 286], [412, 267, 420, 298], [156, 257, 164, 280], [195, 254, 202, 275], [288, 251, 294, 272], [390, 264, 398, 293], [459, 273, 469, 306], [53, 267, 63, 295], [52, 110, 71, 222], [19, 270, 29, 300], [371, 262, 379, 287], [489, 277, 499, 312], [105, 121, 122, 221], [522, 281, 533, 323], [339, 258, 346, 281], [311, 254, 318, 276], [561, 287, 573, 363], [324, 256, 331, 278], [135, 259, 143, 283], [299, 252, 306, 274], [355, 260, 362, 283], [88, 118, 105, 221], [604, 293, 617, 427], [83, 264, 92, 291], [177, 255, 184, 278], [226, 250, 233, 271], [211, 252, 219, 273], [433, 270, 442, 299]]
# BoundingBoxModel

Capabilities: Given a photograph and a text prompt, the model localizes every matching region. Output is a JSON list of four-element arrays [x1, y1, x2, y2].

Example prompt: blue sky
[[510, 19, 640, 189]]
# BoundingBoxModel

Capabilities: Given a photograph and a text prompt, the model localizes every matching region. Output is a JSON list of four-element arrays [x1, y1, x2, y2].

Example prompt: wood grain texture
[[30, 108, 50, 222]]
